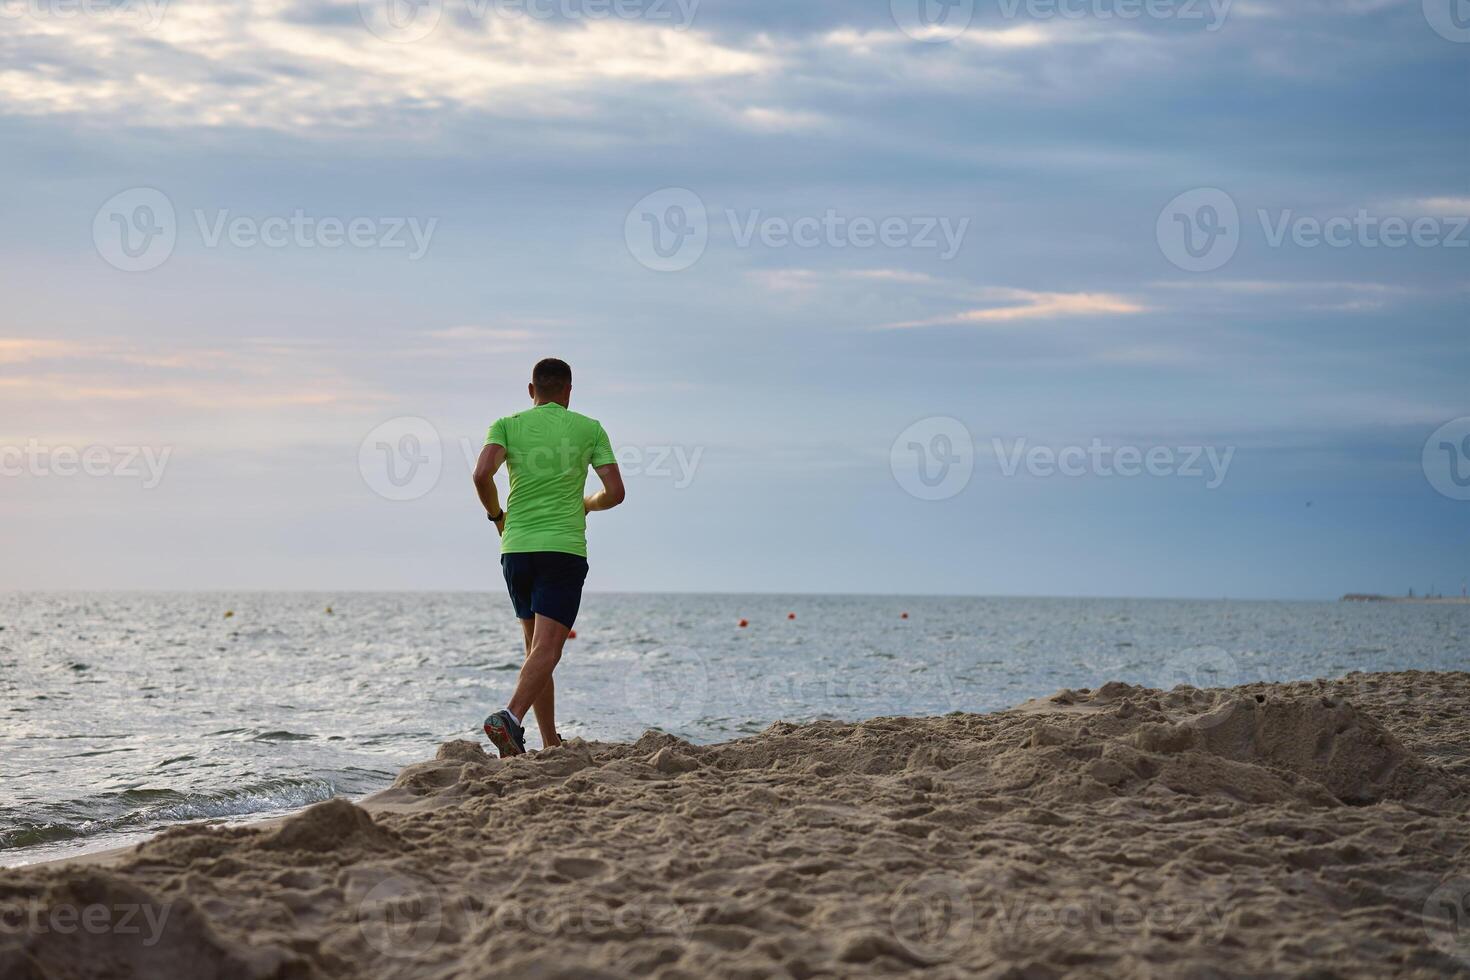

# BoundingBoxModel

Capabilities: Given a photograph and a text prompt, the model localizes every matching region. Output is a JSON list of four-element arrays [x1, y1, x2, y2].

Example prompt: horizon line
[[0, 588, 1391, 603]]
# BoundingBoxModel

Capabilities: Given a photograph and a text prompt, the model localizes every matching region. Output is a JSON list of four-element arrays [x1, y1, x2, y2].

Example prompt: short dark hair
[[532, 357, 572, 397]]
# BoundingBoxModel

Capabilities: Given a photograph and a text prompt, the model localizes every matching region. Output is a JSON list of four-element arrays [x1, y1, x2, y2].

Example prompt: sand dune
[[3, 670, 1469, 978]]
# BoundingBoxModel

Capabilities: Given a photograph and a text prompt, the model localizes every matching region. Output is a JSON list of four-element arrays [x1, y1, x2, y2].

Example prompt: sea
[[2, 592, 1466, 867]]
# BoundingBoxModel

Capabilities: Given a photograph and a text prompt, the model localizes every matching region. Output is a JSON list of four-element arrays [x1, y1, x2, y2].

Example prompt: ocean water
[[1, 592, 1466, 867]]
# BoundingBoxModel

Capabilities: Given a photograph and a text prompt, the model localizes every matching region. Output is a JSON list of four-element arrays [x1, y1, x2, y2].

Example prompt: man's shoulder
[[485, 412, 524, 445], [492, 407, 542, 427], [565, 409, 604, 431]]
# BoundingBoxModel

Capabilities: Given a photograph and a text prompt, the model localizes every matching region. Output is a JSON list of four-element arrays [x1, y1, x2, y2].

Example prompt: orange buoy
[[738, 619, 749, 628], [900, 612, 909, 619], [568, 629, 577, 639], [787, 613, 796, 620]]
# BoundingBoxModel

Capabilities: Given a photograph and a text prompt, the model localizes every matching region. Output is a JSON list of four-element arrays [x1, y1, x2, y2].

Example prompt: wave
[[0, 776, 339, 853]]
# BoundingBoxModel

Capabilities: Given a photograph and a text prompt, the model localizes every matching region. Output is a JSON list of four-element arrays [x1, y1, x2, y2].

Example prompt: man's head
[[529, 357, 573, 406]]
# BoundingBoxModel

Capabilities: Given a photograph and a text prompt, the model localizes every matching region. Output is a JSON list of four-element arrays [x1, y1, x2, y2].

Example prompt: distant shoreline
[[1340, 594, 1470, 603]]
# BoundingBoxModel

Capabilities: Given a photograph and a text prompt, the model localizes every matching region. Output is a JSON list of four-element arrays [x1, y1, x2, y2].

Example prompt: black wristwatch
[[488, 510, 504, 523]]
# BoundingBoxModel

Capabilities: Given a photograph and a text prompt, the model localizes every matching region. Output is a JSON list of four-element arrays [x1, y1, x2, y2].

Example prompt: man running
[[473, 358, 625, 756]]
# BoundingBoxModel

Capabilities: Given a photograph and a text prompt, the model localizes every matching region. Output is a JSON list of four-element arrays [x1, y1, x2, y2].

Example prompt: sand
[[2, 669, 1468, 978]]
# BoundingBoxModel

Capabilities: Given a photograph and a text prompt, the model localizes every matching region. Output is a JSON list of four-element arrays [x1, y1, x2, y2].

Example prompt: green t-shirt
[[485, 402, 616, 557]]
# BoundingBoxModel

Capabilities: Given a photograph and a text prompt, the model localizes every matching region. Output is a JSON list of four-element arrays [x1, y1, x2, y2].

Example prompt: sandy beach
[[3, 669, 1468, 978]]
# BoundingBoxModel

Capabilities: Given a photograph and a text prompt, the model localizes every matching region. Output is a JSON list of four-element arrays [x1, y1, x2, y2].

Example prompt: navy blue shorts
[[500, 552, 589, 629]]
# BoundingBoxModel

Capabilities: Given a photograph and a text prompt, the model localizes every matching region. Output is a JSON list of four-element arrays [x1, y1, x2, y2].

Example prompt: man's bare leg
[[518, 617, 559, 747], [508, 614, 570, 739]]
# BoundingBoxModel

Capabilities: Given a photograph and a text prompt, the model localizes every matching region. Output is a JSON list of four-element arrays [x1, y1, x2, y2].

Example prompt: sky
[[0, 0, 1466, 598]]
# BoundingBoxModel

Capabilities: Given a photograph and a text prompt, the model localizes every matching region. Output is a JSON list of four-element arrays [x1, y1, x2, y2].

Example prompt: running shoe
[[483, 709, 525, 758]]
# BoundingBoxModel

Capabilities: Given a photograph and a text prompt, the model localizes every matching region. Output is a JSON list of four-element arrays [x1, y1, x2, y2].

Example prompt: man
[[473, 358, 625, 757]]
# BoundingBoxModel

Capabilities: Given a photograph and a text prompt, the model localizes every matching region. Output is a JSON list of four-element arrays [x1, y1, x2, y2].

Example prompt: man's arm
[[474, 444, 507, 532], [584, 462, 625, 513]]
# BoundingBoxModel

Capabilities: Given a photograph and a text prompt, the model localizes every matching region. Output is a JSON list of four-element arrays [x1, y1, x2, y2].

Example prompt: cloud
[[1233, 0, 1411, 16], [738, 106, 829, 132], [1307, 299, 1387, 313], [821, 23, 1086, 52], [840, 269, 938, 284], [1148, 280, 1409, 295], [1146, 279, 1411, 295], [751, 268, 942, 290], [0, 376, 343, 408], [427, 326, 539, 341], [748, 269, 823, 292], [1410, 197, 1470, 215], [882, 288, 1146, 327], [739, 270, 1146, 327], [0, 335, 378, 420], [401, 325, 543, 357], [0, 4, 774, 130], [0, 339, 87, 365], [1144, 280, 1414, 314]]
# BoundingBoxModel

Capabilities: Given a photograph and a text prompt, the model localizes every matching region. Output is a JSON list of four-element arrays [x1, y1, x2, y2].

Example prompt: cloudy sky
[[1, 0, 1466, 597]]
